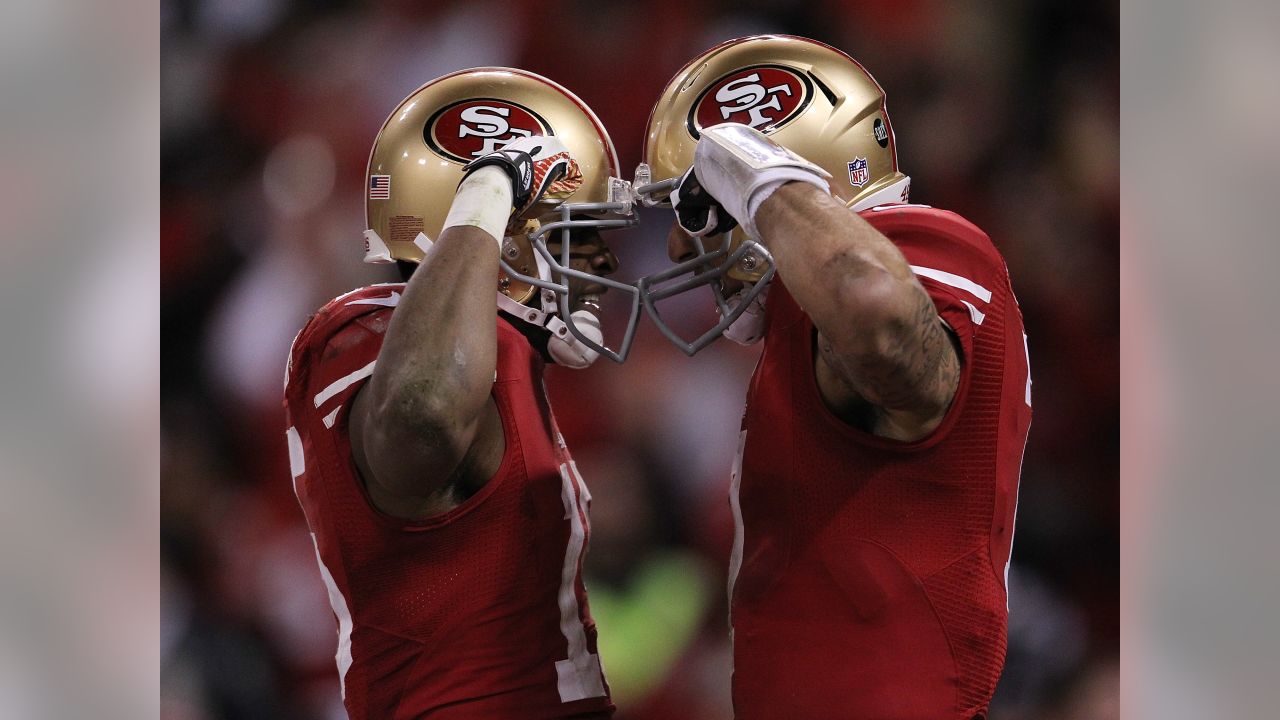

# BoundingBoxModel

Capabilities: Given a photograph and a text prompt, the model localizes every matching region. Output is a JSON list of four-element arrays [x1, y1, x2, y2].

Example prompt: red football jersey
[[283, 284, 613, 720], [729, 206, 1032, 720]]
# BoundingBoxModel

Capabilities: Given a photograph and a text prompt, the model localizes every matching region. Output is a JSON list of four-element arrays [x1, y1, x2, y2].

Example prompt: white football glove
[[691, 123, 832, 239]]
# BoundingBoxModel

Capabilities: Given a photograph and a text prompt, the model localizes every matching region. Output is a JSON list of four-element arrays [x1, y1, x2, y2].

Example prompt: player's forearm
[[367, 226, 500, 439], [368, 165, 516, 440], [755, 183, 921, 353], [756, 183, 957, 417]]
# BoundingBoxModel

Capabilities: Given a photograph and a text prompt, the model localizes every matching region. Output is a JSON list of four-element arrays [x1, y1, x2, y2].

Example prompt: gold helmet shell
[[364, 67, 624, 304], [639, 35, 909, 282]]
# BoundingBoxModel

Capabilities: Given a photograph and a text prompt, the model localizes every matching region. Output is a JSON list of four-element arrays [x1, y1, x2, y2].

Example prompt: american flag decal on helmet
[[369, 175, 391, 199]]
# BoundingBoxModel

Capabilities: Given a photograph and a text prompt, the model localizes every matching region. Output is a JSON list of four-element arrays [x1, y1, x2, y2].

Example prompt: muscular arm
[[343, 137, 582, 517], [754, 183, 960, 440], [349, 223, 505, 519]]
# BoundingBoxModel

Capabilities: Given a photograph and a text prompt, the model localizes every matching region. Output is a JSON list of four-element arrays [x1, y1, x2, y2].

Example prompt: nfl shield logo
[[847, 157, 869, 188]]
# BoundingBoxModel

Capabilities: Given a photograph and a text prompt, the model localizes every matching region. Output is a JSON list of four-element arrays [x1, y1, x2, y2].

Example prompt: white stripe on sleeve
[[910, 265, 993, 303], [961, 300, 987, 326], [286, 426, 304, 495], [313, 361, 376, 408]]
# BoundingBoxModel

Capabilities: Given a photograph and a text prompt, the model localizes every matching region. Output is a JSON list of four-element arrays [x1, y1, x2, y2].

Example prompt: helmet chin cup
[[546, 311, 603, 368], [639, 235, 776, 356], [722, 283, 770, 345], [499, 199, 642, 364]]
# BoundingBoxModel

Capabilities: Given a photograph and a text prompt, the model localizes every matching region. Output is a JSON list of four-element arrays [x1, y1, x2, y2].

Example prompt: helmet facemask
[[508, 191, 641, 364], [633, 171, 775, 355]]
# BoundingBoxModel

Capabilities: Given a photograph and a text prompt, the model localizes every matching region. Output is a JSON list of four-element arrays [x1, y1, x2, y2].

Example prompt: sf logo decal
[[715, 73, 795, 128], [457, 105, 533, 156], [691, 65, 812, 137], [427, 99, 552, 163]]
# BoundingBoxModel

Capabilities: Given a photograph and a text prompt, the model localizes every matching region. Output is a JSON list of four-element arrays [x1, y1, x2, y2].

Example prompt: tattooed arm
[[754, 182, 960, 441]]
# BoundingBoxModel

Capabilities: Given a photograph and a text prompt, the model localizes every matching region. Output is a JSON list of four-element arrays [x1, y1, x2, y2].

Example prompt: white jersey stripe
[[322, 405, 342, 429], [345, 291, 401, 308], [726, 429, 748, 620], [910, 265, 993, 303], [289, 429, 354, 697], [287, 426, 305, 479], [870, 202, 932, 211], [961, 300, 987, 326], [284, 327, 304, 391], [309, 532, 354, 700], [1023, 332, 1033, 407], [1007, 329, 1033, 609], [327, 282, 401, 307], [1006, 412, 1033, 611], [569, 460, 592, 533], [555, 464, 606, 702], [313, 360, 376, 408], [286, 426, 305, 495]]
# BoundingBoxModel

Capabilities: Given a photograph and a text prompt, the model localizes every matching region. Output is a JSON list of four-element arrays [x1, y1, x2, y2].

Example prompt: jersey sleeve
[[861, 204, 1009, 362], [285, 304, 391, 437], [915, 276, 982, 362], [283, 289, 403, 502], [283, 290, 401, 537]]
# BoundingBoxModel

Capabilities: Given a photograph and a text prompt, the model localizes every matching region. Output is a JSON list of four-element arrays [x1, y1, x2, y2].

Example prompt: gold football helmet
[[634, 35, 912, 354], [363, 67, 640, 362]]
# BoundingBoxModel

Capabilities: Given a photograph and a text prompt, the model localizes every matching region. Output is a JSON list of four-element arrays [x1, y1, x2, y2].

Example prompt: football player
[[284, 68, 638, 719], [636, 36, 1033, 720]]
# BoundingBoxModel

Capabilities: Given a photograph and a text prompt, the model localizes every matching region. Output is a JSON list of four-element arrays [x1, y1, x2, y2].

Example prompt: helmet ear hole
[[395, 260, 418, 282]]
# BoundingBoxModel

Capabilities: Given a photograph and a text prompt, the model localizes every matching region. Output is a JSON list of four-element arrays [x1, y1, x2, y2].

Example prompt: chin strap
[[546, 310, 602, 368], [496, 290, 548, 326], [494, 291, 601, 369]]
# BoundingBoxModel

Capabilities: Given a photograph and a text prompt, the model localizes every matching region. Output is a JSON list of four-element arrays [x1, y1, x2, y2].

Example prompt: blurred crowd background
[[161, 1, 1118, 718]]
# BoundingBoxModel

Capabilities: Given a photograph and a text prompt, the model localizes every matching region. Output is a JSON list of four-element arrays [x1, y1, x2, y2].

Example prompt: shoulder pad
[[285, 284, 403, 394]]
